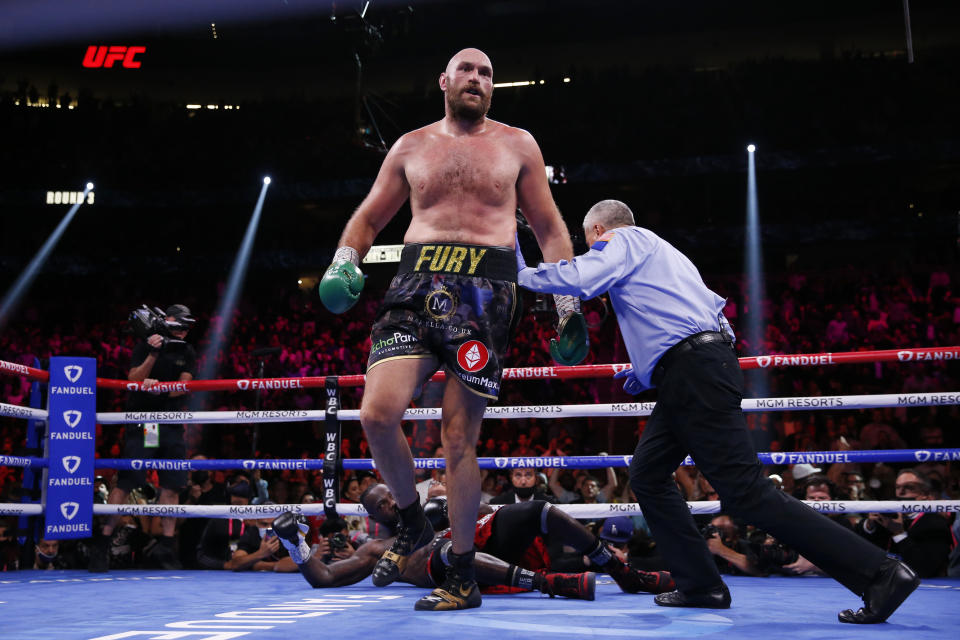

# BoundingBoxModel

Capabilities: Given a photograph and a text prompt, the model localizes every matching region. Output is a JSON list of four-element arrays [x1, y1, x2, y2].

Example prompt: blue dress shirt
[[518, 225, 732, 389]]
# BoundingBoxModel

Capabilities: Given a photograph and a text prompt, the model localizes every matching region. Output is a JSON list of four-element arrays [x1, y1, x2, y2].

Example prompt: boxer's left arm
[[514, 129, 573, 264]]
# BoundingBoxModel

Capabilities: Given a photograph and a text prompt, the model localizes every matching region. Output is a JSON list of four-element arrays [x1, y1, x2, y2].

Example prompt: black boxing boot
[[372, 499, 435, 587], [414, 548, 482, 611], [274, 511, 315, 565]]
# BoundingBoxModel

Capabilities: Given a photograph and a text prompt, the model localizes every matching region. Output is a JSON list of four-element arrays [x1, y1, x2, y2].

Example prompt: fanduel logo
[[243, 461, 256, 470], [915, 450, 932, 462], [131, 460, 143, 470], [237, 380, 250, 390], [82, 45, 146, 69], [771, 452, 786, 464], [127, 383, 139, 391], [63, 410, 82, 428], [62, 456, 81, 474], [61, 502, 80, 520], [756, 356, 772, 368], [64, 365, 83, 383], [494, 457, 508, 469]]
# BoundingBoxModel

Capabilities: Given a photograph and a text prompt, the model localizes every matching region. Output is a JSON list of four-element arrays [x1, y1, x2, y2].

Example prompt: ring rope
[[3, 391, 958, 425], [2, 345, 958, 391], [1, 500, 958, 518], [4, 448, 956, 471]]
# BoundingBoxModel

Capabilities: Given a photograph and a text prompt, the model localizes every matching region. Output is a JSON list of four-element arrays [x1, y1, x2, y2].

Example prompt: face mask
[[515, 485, 535, 499], [36, 547, 57, 562]]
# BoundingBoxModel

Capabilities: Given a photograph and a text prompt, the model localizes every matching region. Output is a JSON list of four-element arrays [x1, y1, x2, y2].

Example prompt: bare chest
[[406, 138, 520, 208]]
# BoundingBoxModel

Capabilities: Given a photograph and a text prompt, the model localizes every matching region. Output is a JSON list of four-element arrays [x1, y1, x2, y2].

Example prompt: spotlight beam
[[0, 183, 92, 333], [196, 180, 271, 385], [744, 146, 768, 398]]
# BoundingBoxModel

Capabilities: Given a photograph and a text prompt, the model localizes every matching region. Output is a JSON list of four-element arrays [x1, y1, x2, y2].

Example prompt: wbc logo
[[61, 502, 80, 521], [63, 410, 83, 428], [64, 365, 83, 382], [62, 456, 81, 474]]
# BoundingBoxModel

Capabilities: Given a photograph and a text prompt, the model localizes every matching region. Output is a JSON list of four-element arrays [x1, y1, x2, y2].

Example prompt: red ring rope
[[1, 345, 957, 392]]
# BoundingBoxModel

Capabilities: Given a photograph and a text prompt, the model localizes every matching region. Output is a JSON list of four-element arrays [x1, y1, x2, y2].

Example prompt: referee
[[516, 199, 918, 624]]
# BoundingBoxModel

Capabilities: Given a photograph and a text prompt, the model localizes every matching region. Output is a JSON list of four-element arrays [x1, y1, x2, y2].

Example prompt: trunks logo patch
[[425, 286, 457, 321], [457, 340, 489, 372]]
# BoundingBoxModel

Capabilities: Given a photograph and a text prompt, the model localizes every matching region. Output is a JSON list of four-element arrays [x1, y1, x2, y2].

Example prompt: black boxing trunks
[[367, 243, 519, 399]]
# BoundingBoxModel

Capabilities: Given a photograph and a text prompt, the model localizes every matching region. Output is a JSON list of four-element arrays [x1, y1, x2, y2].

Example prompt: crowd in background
[[0, 258, 958, 574]]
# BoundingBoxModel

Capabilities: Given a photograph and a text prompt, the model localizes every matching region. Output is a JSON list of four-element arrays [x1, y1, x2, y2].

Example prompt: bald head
[[446, 48, 492, 75]]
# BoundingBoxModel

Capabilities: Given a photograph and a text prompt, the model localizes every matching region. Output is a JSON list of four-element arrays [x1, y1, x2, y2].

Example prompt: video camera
[[127, 304, 194, 349]]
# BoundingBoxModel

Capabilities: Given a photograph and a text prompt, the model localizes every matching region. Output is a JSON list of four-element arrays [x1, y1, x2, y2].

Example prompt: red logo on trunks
[[457, 340, 489, 372]]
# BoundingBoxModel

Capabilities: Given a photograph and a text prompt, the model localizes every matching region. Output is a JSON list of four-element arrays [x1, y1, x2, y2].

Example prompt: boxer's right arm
[[337, 135, 412, 259], [299, 541, 384, 588], [321, 137, 411, 313]]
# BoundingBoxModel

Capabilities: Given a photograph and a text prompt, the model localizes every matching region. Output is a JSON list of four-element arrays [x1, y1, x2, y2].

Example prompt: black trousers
[[629, 341, 886, 595]]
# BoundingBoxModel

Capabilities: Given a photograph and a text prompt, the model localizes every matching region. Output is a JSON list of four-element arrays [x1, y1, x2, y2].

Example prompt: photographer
[[317, 517, 357, 564], [703, 515, 763, 577], [196, 480, 297, 572], [89, 304, 197, 573]]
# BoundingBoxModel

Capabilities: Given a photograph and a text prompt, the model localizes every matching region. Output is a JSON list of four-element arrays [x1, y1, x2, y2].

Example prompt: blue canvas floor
[[1, 571, 957, 640]]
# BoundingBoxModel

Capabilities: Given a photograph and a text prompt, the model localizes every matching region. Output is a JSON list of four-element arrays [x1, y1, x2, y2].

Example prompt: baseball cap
[[165, 304, 195, 326], [599, 516, 634, 543], [792, 463, 822, 481]]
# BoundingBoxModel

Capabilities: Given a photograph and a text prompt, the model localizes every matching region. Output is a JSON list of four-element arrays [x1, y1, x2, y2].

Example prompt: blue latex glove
[[514, 233, 528, 271], [613, 366, 643, 395]]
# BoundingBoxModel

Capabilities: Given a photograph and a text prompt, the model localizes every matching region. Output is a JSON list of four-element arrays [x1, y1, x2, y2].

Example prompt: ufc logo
[[83, 46, 146, 69]]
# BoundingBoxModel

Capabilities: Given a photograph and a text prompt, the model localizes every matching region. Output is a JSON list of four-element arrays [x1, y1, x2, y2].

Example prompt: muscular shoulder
[[492, 121, 538, 150], [394, 122, 444, 152]]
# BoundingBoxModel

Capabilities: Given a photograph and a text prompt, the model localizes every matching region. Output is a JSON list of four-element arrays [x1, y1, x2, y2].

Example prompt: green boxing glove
[[550, 297, 589, 366], [319, 247, 365, 314]]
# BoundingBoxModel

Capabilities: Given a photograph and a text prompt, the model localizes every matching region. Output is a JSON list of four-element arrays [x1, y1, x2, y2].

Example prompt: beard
[[447, 87, 491, 121]]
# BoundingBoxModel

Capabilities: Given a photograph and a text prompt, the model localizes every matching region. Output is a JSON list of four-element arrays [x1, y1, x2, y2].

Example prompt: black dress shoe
[[654, 583, 731, 609], [838, 558, 920, 624]]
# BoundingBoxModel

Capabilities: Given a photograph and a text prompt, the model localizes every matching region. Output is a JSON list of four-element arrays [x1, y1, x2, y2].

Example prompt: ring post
[[43, 356, 96, 539], [322, 377, 342, 520]]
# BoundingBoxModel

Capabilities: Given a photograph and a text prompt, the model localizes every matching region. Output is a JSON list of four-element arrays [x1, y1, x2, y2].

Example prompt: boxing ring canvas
[[2, 571, 958, 640]]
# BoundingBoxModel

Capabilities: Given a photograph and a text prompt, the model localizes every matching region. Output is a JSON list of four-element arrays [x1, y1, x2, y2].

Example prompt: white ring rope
[[1, 500, 958, 518], [4, 392, 959, 425], [84, 391, 960, 424]]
